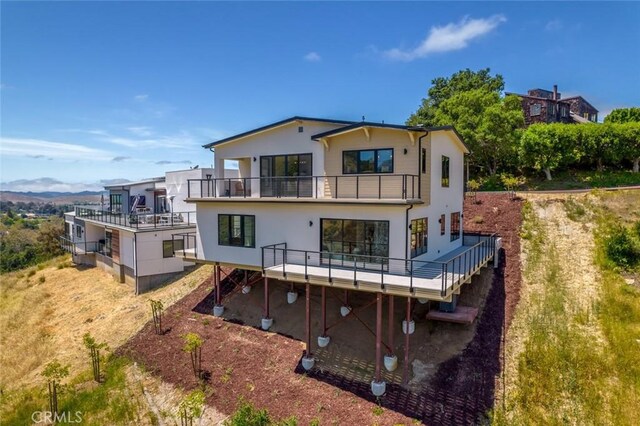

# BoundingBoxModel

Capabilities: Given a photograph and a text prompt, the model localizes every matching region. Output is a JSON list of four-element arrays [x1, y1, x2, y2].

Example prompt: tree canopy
[[604, 107, 640, 124], [407, 68, 505, 127]]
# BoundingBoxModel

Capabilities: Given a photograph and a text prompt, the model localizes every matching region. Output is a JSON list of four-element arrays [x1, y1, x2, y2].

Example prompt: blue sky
[[1, 1, 639, 192]]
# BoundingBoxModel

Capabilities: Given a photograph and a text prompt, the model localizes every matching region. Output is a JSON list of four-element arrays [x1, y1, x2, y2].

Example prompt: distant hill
[[0, 190, 105, 204]]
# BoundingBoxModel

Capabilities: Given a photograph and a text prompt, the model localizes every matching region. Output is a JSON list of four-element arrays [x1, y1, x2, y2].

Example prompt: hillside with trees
[[408, 69, 640, 187]]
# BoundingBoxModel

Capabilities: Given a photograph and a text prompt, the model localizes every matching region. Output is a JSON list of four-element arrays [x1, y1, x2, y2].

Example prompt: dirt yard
[[0, 258, 213, 390], [123, 193, 524, 425]]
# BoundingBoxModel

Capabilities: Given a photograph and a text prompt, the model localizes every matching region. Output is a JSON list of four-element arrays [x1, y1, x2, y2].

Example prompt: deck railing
[[187, 174, 419, 200], [74, 207, 195, 229], [172, 232, 198, 259], [262, 233, 496, 296], [59, 236, 100, 255]]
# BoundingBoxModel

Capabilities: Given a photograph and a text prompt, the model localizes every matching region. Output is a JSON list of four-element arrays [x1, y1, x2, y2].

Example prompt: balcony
[[74, 207, 196, 230], [261, 233, 497, 301], [187, 175, 419, 201], [60, 236, 100, 255]]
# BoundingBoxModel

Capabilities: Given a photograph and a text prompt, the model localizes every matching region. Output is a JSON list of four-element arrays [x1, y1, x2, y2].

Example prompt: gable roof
[[310, 122, 469, 154], [561, 96, 599, 112], [202, 116, 355, 149]]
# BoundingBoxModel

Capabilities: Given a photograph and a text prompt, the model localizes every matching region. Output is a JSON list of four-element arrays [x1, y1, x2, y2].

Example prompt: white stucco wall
[[195, 202, 411, 268], [135, 228, 194, 276], [408, 131, 466, 261]]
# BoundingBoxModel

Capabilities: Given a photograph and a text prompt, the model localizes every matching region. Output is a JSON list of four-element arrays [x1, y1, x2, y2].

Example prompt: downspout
[[404, 204, 414, 260], [133, 232, 139, 295], [417, 130, 429, 199]]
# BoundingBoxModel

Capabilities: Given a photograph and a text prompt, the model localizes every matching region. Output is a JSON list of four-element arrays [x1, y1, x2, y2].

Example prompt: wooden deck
[[263, 243, 494, 302]]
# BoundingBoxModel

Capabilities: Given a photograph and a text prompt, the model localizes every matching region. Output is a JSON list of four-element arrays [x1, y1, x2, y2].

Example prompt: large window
[[110, 193, 122, 213], [411, 218, 428, 258], [441, 155, 450, 187], [163, 239, 184, 258], [450, 212, 461, 241], [218, 215, 255, 248], [260, 153, 312, 197], [530, 103, 541, 116], [343, 149, 394, 174], [321, 219, 389, 263]]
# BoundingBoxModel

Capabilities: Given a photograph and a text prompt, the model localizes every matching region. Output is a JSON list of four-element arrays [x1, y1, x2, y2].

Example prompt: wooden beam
[[321, 138, 329, 150], [363, 127, 371, 141], [408, 131, 416, 145]]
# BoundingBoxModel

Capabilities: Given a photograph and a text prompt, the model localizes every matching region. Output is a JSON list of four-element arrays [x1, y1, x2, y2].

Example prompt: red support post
[[375, 292, 383, 382], [244, 269, 248, 287], [306, 283, 312, 357], [264, 277, 270, 318], [403, 296, 411, 384], [387, 295, 394, 356], [215, 265, 221, 305], [321, 286, 327, 336]]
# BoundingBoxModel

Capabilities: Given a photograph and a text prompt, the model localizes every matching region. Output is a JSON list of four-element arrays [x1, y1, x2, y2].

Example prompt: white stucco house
[[176, 116, 499, 395], [61, 167, 236, 293]]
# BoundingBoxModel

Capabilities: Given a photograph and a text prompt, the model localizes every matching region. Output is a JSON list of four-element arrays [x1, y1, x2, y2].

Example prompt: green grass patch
[[0, 356, 141, 425], [477, 170, 640, 192]]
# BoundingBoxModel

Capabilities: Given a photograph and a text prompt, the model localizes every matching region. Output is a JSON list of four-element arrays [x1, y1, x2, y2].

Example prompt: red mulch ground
[[121, 193, 523, 425]]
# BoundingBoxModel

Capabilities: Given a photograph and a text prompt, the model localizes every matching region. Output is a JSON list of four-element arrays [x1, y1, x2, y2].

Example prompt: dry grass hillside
[[0, 257, 211, 390]]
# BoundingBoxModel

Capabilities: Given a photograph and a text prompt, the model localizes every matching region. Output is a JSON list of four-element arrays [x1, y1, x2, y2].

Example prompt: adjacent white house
[[61, 167, 237, 293], [177, 116, 499, 395]]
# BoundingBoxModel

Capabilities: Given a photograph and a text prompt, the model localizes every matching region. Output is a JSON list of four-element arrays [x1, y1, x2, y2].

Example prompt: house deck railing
[[187, 174, 419, 200], [261, 233, 496, 297], [74, 207, 195, 229], [59, 236, 100, 255]]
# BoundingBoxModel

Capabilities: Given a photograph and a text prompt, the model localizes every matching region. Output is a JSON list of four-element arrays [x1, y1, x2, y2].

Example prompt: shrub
[[38, 275, 46, 284], [605, 226, 640, 269], [224, 400, 271, 426], [634, 220, 640, 238], [27, 270, 36, 277]]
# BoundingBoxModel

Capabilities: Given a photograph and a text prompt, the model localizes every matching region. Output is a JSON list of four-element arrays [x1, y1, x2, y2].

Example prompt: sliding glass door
[[320, 219, 389, 268], [260, 154, 312, 197]]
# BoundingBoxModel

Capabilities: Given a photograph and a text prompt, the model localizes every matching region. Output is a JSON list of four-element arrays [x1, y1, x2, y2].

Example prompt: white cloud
[[127, 126, 154, 137], [0, 177, 105, 193], [155, 160, 192, 165], [133, 94, 149, 102], [545, 19, 563, 31], [111, 156, 130, 162], [0, 137, 113, 161], [304, 52, 322, 62], [383, 14, 507, 61]]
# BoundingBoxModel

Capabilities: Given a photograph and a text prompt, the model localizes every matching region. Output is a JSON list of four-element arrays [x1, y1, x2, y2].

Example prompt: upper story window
[[450, 212, 461, 241], [410, 217, 428, 258], [441, 155, 450, 187], [218, 214, 255, 248], [110, 193, 122, 213], [343, 148, 393, 174], [421, 148, 427, 174], [76, 225, 83, 239], [530, 103, 541, 116], [440, 214, 446, 235]]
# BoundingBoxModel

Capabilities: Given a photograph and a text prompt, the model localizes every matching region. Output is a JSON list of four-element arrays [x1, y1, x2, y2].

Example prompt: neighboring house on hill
[[507, 85, 599, 125], [176, 116, 500, 396], [61, 167, 237, 293]]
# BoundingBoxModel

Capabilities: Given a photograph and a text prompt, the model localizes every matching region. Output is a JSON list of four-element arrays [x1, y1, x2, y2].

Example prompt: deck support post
[[212, 265, 224, 317], [301, 283, 315, 370], [340, 289, 352, 317], [318, 286, 330, 347], [242, 269, 251, 294], [371, 292, 386, 396], [403, 296, 411, 384], [261, 277, 273, 330], [384, 295, 398, 371]]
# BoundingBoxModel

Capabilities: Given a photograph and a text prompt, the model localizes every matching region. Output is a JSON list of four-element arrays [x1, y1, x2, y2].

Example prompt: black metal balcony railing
[[74, 207, 195, 229], [59, 236, 100, 255], [187, 174, 419, 200], [262, 234, 496, 297], [172, 232, 197, 259]]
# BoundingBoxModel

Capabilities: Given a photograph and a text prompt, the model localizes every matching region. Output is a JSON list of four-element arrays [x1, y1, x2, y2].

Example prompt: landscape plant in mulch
[[150, 299, 164, 335], [467, 179, 481, 204], [178, 389, 206, 426], [41, 360, 70, 417], [82, 332, 109, 383], [182, 332, 204, 380]]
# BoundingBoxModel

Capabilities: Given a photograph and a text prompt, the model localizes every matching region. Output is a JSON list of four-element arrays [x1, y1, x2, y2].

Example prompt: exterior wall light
[[403, 148, 408, 155], [253, 157, 257, 162], [309, 221, 313, 227]]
